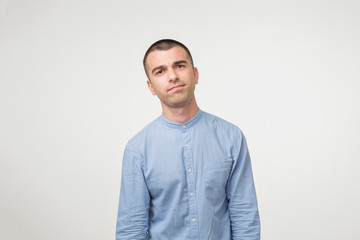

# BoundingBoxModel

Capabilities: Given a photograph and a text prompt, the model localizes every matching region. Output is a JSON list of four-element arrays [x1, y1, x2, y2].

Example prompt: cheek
[[151, 81, 166, 94], [185, 73, 197, 83]]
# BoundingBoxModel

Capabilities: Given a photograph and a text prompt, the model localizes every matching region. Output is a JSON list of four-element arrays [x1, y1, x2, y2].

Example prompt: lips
[[168, 84, 185, 91]]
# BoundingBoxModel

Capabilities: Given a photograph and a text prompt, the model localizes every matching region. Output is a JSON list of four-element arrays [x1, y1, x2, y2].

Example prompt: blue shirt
[[116, 109, 260, 240]]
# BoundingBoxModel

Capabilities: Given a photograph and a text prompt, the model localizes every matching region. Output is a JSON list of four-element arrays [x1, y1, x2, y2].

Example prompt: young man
[[116, 39, 260, 239]]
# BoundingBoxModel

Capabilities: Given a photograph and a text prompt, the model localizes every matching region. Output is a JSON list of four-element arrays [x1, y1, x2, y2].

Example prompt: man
[[116, 39, 260, 239]]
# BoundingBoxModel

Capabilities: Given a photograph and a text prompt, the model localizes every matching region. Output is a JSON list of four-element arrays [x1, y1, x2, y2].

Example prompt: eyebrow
[[173, 60, 187, 66], [151, 65, 165, 74], [151, 60, 188, 74]]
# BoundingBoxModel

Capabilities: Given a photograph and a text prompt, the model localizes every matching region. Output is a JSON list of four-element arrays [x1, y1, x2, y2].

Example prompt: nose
[[168, 68, 178, 82]]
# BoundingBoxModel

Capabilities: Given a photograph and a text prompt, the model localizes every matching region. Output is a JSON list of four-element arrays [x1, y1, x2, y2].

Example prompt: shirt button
[[182, 125, 186, 128], [192, 218, 196, 223], [189, 192, 194, 197], [187, 168, 192, 173], [185, 144, 189, 148]]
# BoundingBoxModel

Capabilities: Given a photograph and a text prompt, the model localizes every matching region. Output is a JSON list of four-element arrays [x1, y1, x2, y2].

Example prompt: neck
[[161, 99, 199, 123]]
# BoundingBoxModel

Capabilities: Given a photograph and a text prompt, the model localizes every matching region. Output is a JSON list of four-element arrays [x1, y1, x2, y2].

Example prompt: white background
[[1, 0, 359, 239]]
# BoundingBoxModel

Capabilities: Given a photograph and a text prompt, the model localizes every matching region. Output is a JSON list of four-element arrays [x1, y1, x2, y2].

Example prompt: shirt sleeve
[[226, 130, 261, 240], [116, 143, 150, 240]]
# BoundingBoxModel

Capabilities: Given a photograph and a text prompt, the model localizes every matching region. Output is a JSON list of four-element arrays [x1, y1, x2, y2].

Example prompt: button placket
[[181, 127, 199, 237]]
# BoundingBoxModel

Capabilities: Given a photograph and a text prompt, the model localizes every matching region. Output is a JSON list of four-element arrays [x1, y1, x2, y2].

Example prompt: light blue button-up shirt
[[116, 109, 260, 239]]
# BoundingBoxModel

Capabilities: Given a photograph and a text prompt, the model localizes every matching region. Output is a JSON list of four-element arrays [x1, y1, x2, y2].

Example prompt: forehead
[[146, 46, 190, 68]]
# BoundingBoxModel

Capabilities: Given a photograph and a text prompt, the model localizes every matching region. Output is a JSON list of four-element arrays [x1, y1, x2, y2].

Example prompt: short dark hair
[[143, 39, 194, 78]]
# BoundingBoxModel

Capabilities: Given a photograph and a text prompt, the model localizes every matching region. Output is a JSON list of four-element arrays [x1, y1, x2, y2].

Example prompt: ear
[[147, 79, 156, 95], [193, 67, 199, 84]]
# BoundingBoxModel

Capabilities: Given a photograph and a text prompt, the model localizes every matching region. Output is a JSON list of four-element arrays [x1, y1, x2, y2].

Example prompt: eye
[[177, 64, 184, 69], [155, 70, 163, 75]]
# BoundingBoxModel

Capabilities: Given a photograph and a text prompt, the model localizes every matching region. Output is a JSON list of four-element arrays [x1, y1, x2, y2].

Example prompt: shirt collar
[[160, 108, 203, 130]]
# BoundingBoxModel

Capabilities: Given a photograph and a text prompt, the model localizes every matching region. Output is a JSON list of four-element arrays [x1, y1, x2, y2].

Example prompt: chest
[[142, 130, 233, 198]]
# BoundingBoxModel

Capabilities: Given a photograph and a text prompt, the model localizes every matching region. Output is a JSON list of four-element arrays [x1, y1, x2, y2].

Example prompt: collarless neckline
[[160, 108, 203, 130]]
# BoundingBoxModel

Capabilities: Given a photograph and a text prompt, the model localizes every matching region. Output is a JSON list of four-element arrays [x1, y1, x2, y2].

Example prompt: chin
[[161, 94, 194, 108]]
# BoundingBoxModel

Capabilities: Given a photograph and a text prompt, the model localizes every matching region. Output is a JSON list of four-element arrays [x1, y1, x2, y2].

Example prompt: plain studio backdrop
[[1, 0, 359, 239]]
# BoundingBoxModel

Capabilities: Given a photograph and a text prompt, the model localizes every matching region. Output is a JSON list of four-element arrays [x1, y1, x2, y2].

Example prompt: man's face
[[146, 46, 199, 109]]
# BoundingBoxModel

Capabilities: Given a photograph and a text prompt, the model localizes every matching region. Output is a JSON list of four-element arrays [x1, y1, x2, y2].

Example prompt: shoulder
[[201, 110, 243, 137], [125, 116, 162, 152], [200, 110, 248, 158], [201, 110, 247, 149]]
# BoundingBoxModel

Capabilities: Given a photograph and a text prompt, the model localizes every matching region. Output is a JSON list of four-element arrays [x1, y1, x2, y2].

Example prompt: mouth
[[168, 84, 185, 92]]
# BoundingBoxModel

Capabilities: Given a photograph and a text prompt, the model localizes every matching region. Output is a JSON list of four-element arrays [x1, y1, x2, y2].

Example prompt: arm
[[116, 143, 150, 240], [226, 130, 261, 240]]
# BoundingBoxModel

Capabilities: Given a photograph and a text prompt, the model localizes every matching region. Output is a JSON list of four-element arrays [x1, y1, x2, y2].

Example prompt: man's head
[[143, 39, 194, 79], [144, 39, 199, 110]]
